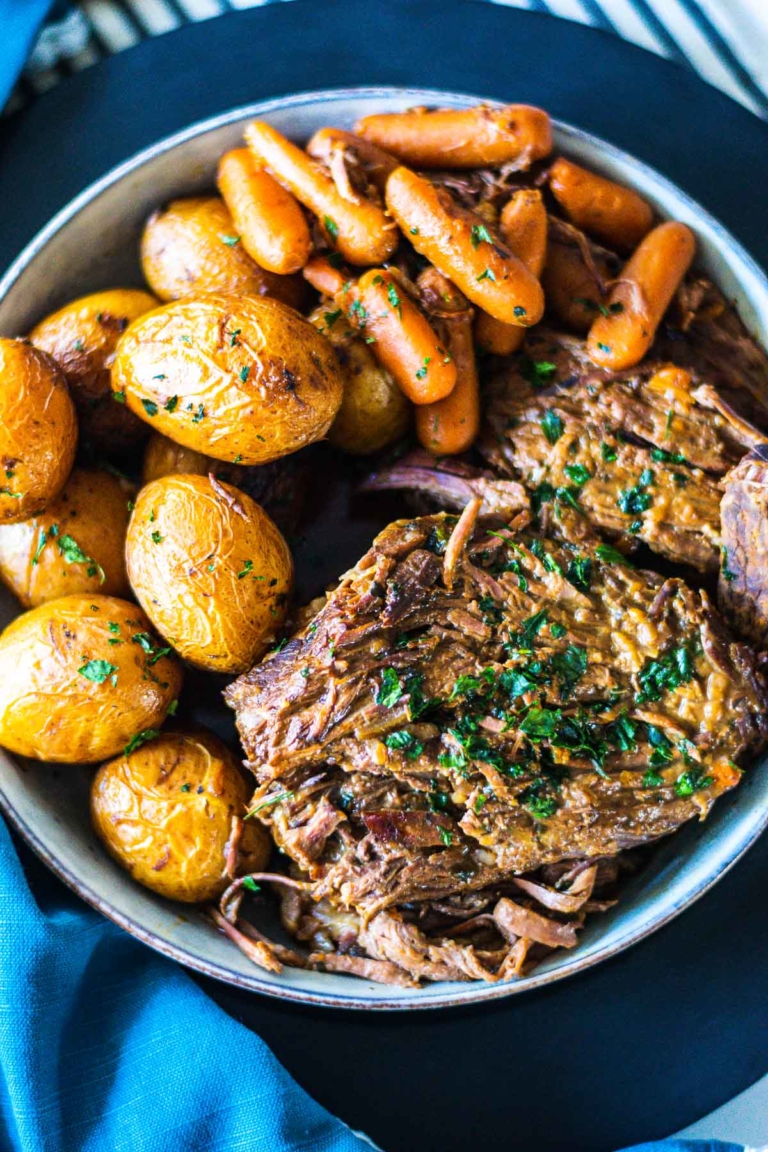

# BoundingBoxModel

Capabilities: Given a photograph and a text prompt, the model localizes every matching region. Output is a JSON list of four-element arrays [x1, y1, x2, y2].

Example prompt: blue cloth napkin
[[0, 816, 372, 1152], [0, 0, 55, 107]]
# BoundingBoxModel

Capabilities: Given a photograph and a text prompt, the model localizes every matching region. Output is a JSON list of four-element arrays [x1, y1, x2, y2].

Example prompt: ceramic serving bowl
[[1, 87, 767, 1011]]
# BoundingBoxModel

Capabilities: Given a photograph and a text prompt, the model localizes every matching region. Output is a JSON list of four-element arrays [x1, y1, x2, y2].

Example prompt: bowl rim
[[2, 84, 767, 1011]]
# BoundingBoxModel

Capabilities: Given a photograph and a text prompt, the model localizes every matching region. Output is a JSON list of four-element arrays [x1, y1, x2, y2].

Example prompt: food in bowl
[[1, 99, 768, 992]]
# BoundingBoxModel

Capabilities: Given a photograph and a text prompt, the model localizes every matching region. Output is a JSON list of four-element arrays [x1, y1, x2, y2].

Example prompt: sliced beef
[[477, 329, 765, 572], [719, 445, 768, 645], [225, 510, 768, 982]]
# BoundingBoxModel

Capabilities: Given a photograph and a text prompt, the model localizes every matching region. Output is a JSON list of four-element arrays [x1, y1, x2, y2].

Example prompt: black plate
[[2, 4, 768, 1149]]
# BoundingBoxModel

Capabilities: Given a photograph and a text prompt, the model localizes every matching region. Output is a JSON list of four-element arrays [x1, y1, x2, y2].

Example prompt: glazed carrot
[[245, 121, 397, 266], [548, 157, 654, 253], [541, 239, 612, 333], [475, 189, 547, 355], [386, 166, 544, 326], [339, 269, 457, 405], [587, 221, 696, 370], [217, 148, 311, 275], [356, 104, 552, 169], [306, 128, 398, 191], [415, 269, 479, 454], [303, 254, 350, 297]]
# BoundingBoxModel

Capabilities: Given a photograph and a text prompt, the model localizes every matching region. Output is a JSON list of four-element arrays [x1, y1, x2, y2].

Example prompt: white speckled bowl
[[1, 88, 767, 1010]]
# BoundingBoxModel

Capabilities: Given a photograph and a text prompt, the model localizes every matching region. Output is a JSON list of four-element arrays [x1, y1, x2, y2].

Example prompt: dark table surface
[[2, 4, 768, 1149]]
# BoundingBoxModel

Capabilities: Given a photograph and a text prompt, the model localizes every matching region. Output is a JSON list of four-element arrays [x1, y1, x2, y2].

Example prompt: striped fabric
[[6, 0, 768, 120]]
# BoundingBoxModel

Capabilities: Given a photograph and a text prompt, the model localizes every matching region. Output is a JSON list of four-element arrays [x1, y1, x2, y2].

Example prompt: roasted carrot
[[475, 189, 547, 355], [245, 121, 397, 267], [541, 239, 612, 333], [339, 269, 457, 405], [306, 128, 398, 191], [302, 253, 350, 297], [415, 268, 479, 454], [386, 166, 544, 326], [548, 157, 654, 252], [587, 221, 696, 370], [356, 104, 552, 169], [217, 148, 311, 275]]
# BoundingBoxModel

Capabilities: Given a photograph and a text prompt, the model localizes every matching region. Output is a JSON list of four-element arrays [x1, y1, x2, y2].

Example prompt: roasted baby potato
[[29, 289, 157, 452], [0, 467, 132, 608], [141, 431, 245, 486], [140, 197, 306, 310], [111, 293, 344, 465], [309, 308, 411, 454], [0, 338, 77, 524], [91, 728, 270, 902], [125, 474, 293, 673], [0, 595, 182, 763]]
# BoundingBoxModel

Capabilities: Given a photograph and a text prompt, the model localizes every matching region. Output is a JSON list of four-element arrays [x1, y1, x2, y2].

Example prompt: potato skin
[[141, 431, 244, 486], [140, 197, 306, 310], [310, 309, 411, 454], [91, 729, 270, 903], [0, 595, 182, 763], [0, 339, 77, 524], [111, 293, 344, 465], [0, 468, 132, 608], [29, 289, 157, 452], [126, 474, 293, 673]]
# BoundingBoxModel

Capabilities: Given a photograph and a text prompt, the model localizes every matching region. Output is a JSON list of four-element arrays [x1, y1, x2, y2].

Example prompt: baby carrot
[[475, 189, 547, 355], [303, 254, 350, 297], [541, 238, 612, 333], [306, 128, 398, 191], [217, 148, 311, 275], [587, 221, 696, 370], [356, 104, 552, 169], [415, 269, 479, 454], [386, 166, 544, 326], [245, 121, 397, 266], [548, 157, 654, 252], [339, 269, 457, 405]]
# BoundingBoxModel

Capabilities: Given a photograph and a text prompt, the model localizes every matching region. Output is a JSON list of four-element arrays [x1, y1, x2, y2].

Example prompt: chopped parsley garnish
[[519, 706, 560, 741], [520, 357, 557, 387], [191, 404, 205, 423], [595, 543, 633, 567], [386, 282, 402, 319], [164, 395, 178, 412], [519, 777, 559, 820], [239, 366, 250, 383], [477, 268, 496, 283], [141, 399, 158, 417], [618, 469, 654, 515], [437, 826, 454, 847], [376, 668, 403, 708], [151, 530, 163, 544], [124, 729, 160, 755], [131, 632, 171, 665], [323, 215, 339, 240], [566, 555, 592, 592], [564, 464, 591, 488], [78, 659, 118, 684], [470, 223, 493, 248], [113, 391, 126, 404], [415, 357, 431, 380], [247, 790, 295, 815], [323, 309, 342, 329], [451, 668, 495, 701], [541, 410, 564, 445], [642, 767, 665, 788], [651, 447, 687, 466], [636, 645, 694, 704], [385, 730, 424, 759], [601, 442, 618, 462], [675, 766, 714, 796], [549, 645, 588, 699], [32, 529, 48, 565], [242, 876, 261, 893], [550, 622, 567, 639], [220, 233, 240, 246], [58, 534, 105, 583], [514, 306, 527, 318], [596, 342, 612, 354], [237, 560, 254, 579], [721, 547, 736, 582]]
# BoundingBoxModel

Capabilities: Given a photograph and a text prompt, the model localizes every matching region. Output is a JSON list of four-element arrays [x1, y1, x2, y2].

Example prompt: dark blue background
[[1, 4, 767, 1149]]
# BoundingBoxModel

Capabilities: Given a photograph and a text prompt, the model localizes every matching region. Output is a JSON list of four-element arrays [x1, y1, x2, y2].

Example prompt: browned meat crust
[[224, 511, 768, 984], [720, 445, 768, 646]]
